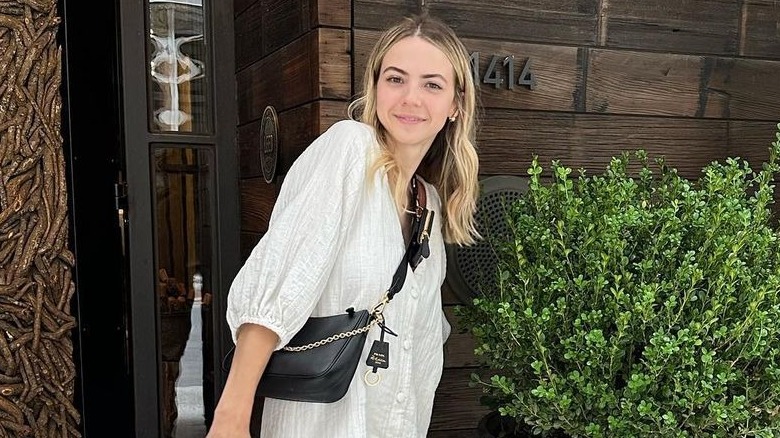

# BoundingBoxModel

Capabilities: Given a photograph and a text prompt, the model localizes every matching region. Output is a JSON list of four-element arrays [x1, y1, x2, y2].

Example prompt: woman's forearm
[[214, 323, 279, 424]]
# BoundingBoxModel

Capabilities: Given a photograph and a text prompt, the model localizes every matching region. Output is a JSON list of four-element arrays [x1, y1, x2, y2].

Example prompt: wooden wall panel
[[587, 50, 700, 117], [427, 1, 598, 46], [704, 57, 780, 120], [352, 0, 421, 30], [234, 1, 264, 69], [430, 368, 490, 432], [355, 0, 599, 45], [237, 117, 262, 179], [728, 120, 779, 165], [741, 0, 780, 59], [240, 231, 262, 262], [314, 0, 351, 27], [320, 100, 350, 130], [235, 0, 351, 71], [318, 29, 352, 98], [235, 0, 313, 70], [605, 0, 739, 55], [442, 282, 461, 306], [240, 177, 279, 234], [236, 28, 350, 124], [478, 111, 733, 178], [237, 33, 317, 122], [234, 0, 255, 17], [586, 50, 780, 120], [443, 307, 479, 368]]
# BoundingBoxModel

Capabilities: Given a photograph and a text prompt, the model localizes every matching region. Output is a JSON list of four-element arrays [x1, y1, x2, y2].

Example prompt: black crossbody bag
[[221, 176, 434, 403]]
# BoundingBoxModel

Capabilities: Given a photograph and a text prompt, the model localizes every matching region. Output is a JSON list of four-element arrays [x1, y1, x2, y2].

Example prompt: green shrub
[[458, 124, 780, 437]]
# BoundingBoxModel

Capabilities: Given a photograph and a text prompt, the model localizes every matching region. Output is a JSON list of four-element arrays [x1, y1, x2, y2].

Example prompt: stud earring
[[448, 116, 456, 122]]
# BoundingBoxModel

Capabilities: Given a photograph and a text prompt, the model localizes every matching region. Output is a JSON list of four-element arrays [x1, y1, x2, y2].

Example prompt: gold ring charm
[[364, 370, 381, 386]]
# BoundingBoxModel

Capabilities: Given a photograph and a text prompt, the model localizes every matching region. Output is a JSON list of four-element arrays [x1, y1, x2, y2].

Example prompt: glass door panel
[[152, 146, 215, 437], [148, 0, 212, 134]]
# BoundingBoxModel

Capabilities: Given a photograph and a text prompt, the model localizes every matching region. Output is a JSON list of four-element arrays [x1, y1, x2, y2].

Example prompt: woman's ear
[[448, 107, 458, 122]]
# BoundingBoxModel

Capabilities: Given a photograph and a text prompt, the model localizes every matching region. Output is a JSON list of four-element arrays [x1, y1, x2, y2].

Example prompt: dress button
[[410, 287, 419, 299], [403, 340, 412, 350], [396, 392, 406, 403]]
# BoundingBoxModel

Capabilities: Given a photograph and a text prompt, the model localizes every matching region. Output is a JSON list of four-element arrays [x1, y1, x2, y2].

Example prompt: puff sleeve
[[225, 120, 375, 349]]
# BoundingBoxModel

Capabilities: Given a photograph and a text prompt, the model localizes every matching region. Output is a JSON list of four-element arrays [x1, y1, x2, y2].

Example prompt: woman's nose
[[401, 84, 422, 106]]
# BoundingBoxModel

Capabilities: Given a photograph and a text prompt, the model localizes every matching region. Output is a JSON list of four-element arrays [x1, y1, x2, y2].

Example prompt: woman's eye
[[426, 82, 443, 90], [387, 76, 403, 84]]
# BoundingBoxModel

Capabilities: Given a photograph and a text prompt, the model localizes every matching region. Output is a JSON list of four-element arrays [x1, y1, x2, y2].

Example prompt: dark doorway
[[60, 0, 134, 436]]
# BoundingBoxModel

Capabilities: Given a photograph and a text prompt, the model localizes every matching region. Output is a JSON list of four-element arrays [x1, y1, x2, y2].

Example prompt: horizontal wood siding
[[235, 0, 312, 70], [426, 0, 599, 46], [236, 28, 350, 124], [604, 0, 740, 55], [741, 0, 780, 59], [430, 368, 489, 432], [587, 50, 780, 120]]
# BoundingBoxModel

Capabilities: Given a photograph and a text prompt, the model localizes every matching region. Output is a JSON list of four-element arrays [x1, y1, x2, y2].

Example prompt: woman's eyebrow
[[381, 66, 407, 76], [381, 66, 448, 83]]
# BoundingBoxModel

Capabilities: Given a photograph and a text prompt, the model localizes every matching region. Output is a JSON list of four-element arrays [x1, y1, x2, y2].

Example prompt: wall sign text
[[470, 52, 537, 91]]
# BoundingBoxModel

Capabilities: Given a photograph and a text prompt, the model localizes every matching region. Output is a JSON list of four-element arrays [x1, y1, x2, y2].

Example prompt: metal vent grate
[[445, 175, 528, 304]]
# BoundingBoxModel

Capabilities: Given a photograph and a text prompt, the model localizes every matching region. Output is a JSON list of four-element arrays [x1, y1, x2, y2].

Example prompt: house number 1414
[[470, 52, 536, 90]]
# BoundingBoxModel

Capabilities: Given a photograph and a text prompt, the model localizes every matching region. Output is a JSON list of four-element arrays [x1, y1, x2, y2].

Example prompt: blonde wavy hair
[[348, 14, 480, 246]]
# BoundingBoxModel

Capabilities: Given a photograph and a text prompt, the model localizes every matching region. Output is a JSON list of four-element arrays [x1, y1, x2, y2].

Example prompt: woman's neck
[[388, 141, 431, 184]]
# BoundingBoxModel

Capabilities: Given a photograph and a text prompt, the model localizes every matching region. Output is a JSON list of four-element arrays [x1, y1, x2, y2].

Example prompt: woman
[[208, 14, 479, 438]]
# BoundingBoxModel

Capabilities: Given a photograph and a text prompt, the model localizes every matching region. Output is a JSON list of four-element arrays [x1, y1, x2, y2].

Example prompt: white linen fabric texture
[[226, 120, 452, 438]]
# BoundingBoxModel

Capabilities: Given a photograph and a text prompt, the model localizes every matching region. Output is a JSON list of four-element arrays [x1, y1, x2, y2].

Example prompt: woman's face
[[375, 36, 457, 154]]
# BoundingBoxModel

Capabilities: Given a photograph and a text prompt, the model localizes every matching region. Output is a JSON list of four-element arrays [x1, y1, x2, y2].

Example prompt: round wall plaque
[[259, 105, 279, 183]]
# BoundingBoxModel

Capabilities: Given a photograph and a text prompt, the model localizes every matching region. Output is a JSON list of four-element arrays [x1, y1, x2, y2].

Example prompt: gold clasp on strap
[[371, 294, 390, 319]]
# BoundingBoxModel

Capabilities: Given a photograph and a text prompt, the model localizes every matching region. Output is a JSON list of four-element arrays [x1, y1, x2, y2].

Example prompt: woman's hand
[[206, 324, 278, 437], [206, 407, 251, 438]]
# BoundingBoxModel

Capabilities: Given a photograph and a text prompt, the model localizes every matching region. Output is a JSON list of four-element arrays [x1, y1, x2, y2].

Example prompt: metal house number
[[470, 52, 536, 90]]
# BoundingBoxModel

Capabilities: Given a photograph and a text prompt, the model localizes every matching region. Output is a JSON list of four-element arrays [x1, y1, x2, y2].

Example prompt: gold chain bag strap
[[221, 176, 433, 403]]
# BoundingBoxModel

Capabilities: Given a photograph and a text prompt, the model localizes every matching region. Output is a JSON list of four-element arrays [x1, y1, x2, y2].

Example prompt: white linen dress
[[226, 120, 451, 438]]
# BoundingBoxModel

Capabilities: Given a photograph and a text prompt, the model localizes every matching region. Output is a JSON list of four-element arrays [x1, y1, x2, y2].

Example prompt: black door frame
[[63, 0, 239, 435]]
